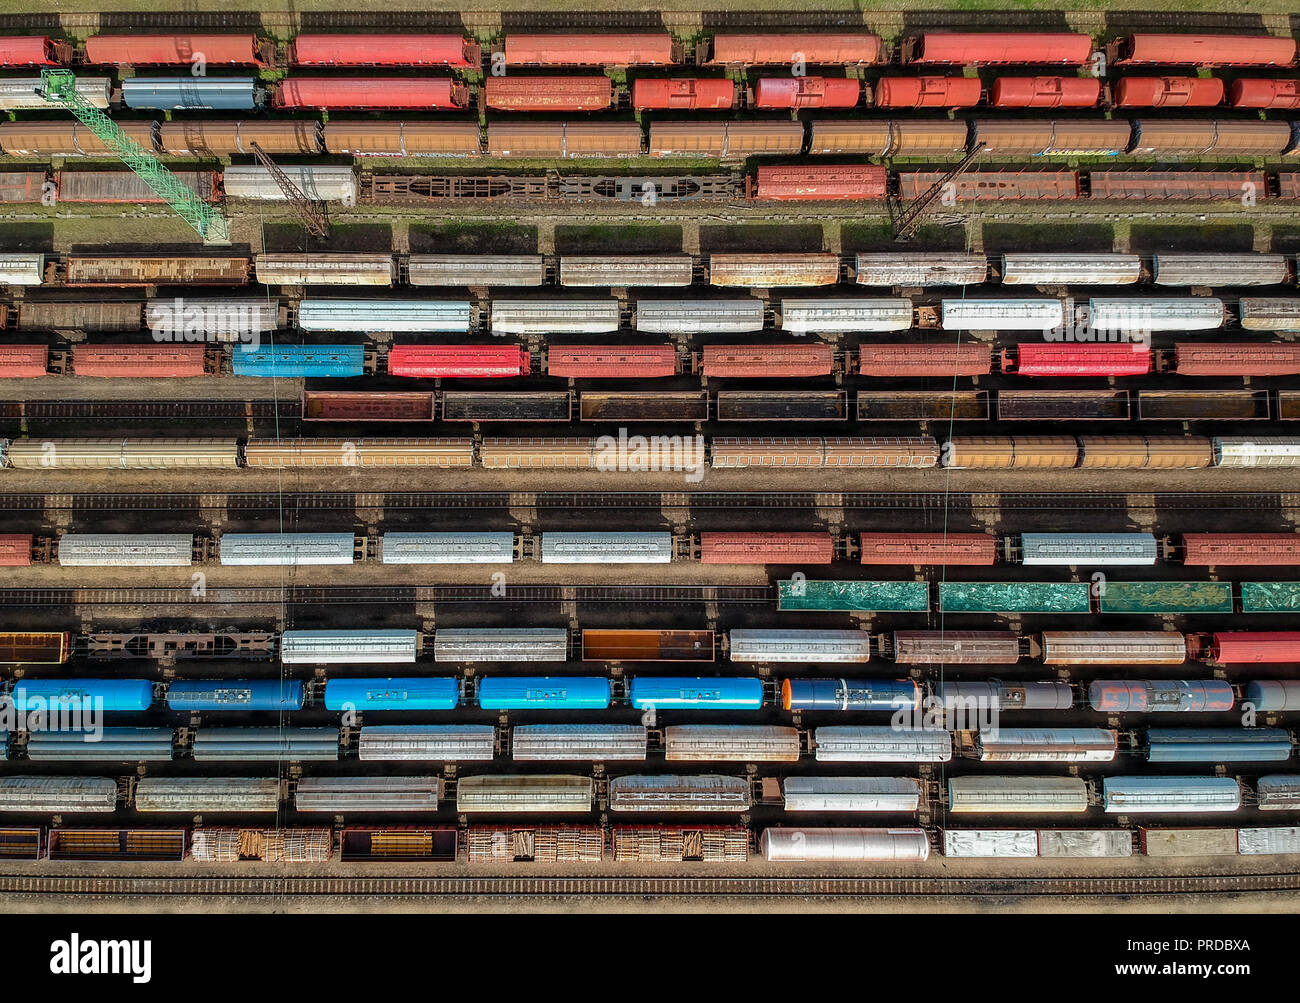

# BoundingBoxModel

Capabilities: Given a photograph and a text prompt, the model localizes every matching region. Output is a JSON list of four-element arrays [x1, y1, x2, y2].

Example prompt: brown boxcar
[[57, 170, 218, 203], [892, 629, 1021, 664], [17, 300, 143, 331], [859, 343, 991, 377], [943, 436, 1080, 469], [1129, 119, 1294, 156], [971, 118, 1130, 155], [700, 344, 834, 378], [71, 344, 207, 378], [1090, 171, 1267, 200], [752, 164, 886, 200], [0, 170, 46, 202], [709, 252, 840, 287], [1173, 342, 1300, 376], [824, 437, 938, 467], [0, 534, 33, 567], [157, 120, 323, 156], [301, 390, 436, 422], [1182, 533, 1300, 566], [897, 170, 1079, 201], [808, 118, 967, 156], [0, 631, 71, 664], [708, 33, 881, 66], [0, 121, 158, 156], [0, 345, 48, 378], [485, 76, 613, 112], [649, 120, 803, 158], [488, 121, 641, 158], [710, 436, 825, 468], [324, 121, 482, 157], [582, 629, 715, 662], [859, 533, 997, 566], [699, 531, 834, 565], [244, 437, 472, 467], [480, 437, 595, 469], [65, 255, 250, 286]]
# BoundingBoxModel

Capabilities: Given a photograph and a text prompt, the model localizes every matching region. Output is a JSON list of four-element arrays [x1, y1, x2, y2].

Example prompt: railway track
[[0, 871, 1295, 899], [0, 491, 1291, 514]]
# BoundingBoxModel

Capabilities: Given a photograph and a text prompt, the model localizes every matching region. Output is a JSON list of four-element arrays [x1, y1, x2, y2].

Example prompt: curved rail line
[[0, 872, 1296, 899], [0, 491, 1290, 514]]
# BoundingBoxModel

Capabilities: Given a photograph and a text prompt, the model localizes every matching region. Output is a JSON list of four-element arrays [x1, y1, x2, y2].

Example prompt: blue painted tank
[[1145, 728, 1293, 763], [781, 678, 920, 712], [231, 344, 365, 378], [122, 77, 260, 110], [8, 679, 153, 713], [629, 677, 764, 711], [477, 676, 611, 710], [166, 680, 304, 711], [324, 677, 460, 711]]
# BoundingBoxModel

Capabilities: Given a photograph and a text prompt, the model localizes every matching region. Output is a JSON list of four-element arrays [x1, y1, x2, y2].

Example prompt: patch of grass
[[554, 223, 682, 254], [983, 222, 1114, 252], [1129, 223, 1256, 253], [699, 222, 823, 253], [409, 220, 537, 254]]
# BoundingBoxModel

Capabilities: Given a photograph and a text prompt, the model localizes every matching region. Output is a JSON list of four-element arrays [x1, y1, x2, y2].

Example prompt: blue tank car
[[166, 680, 304, 712], [8, 679, 153, 713], [629, 677, 764, 711], [231, 344, 365, 378], [477, 676, 611, 710], [1145, 728, 1293, 763], [324, 677, 460, 711], [781, 678, 920, 712]]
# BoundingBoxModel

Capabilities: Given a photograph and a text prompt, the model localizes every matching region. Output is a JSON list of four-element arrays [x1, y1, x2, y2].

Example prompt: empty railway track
[[0, 871, 1296, 899]]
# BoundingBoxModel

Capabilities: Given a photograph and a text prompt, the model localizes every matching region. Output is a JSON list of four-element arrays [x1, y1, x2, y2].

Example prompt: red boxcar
[[874, 75, 981, 108], [548, 345, 676, 379], [1089, 170, 1265, 200], [1174, 342, 1300, 376], [1115, 33, 1296, 67], [860, 343, 991, 377], [72, 344, 207, 378], [1211, 631, 1300, 664], [906, 32, 1092, 66], [753, 76, 859, 109], [275, 78, 468, 110], [699, 531, 834, 565], [859, 532, 997, 566], [504, 34, 676, 66], [1004, 343, 1152, 377], [700, 344, 833, 378], [898, 170, 1080, 201], [0, 534, 33, 567], [84, 34, 265, 65], [1113, 76, 1224, 108], [1182, 533, 1300, 566], [1229, 78, 1300, 109], [486, 76, 612, 112], [752, 164, 886, 201], [0, 36, 68, 66], [989, 76, 1100, 108], [302, 390, 436, 421], [0, 344, 49, 378], [631, 78, 734, 110], [709, 33, 882, 65], [387, 345, 530, 378], [289, 33, 480, 68]]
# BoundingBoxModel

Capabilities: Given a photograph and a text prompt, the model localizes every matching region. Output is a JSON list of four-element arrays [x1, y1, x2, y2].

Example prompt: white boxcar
[[0, 776, 118, 813], [134, 777, 281, 813], [560, 256, 694, 287], [146, 297, 279, 337], [1153, 254, 1287, 287], [1000, 253, 1141, 286], [1237, 826, 1300, 855], [191, 727, 338, 761], [293, 776, 440, 812], [1239, 297, 1300, 331], [511, 724, 648, 761], [855, 252, 987, 286], [1212, 436, 1300, 468], [540, 531, 673, 564], [3, 438, 240, 469], [947, 776, 1089, 814], [1257, 775, 1300, 810], [380, 532, 515, 565], [608, 774, 750, 811], [490, 298, 620, 335], [974, 728, 1117, 763], [357, 725, 495, 762], [635, 298, 765, 334], [782, 776, 922, 813], [0, 77, 108, 110], [728, 628, 871, 664], [1102, 776, 1242, 813], [455, 774, 593, 813], [762, 827, 931, 862], [407, 254, 546, 287], [942, 829, 1038, 858], [1087, 297, 1224, 332], [254, 252, 395, 286], [218, 532, 356, 567], [224, 165, 357, 203], [1020, 532, 1158, 566], [280, 629, 419, 665], [814, 726, 952, 763], [779, 297, 912, 334], [663, 725, 800, 762], [940, 298, 1063, 331], [1037, 829, 1133, 858], [433, 627, 568, 662], [58, 533, 193, 567], [1142, 828, 1239, 856], [297, 299, 472, 333], [0, 252, 46, 285]]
